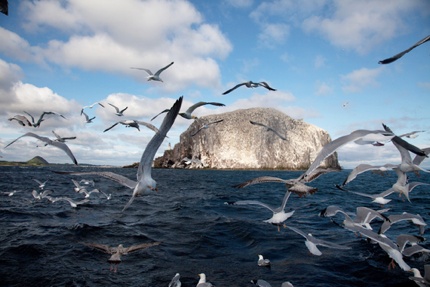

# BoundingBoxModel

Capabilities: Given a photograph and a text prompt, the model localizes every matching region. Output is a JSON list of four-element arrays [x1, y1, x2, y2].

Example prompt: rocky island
[[154, 107, 340, 170]]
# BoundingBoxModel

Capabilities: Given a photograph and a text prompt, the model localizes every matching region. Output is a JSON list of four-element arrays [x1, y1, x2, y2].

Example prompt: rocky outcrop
[[27, 156, 49, 165], [155, 107, 340, 170]]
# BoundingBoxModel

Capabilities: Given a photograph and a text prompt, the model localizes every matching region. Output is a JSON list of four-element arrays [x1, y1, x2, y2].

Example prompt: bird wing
[[342, 163, 396, 185], [222, 82, 247, 95], [53, 171, 137, 189], [23, 111, 35, 123], [154, 61, 174, 76], [150, 109, 170, 121], [120, 106, 128, 113], [265, 126, 286, 140], [233, 176, 288, 188], [184, 102, 225, 115], [280, 191, 292, 210], [136, 96, 183, 181], [232, 200, 275, 213], [71, 179, 81, 189], [82, 242, 113, 254], [287, 225, 309, 239], [412, 147, 430, 166], [191, 127, 204, 137], [4, 132, 51, 148], [47, 140, 78, 165], [304, 129, 394, 178], [41, 111, 66, 119], [103, 122, 119, 132], [108, 103, 120, 113], [249, 120, 266, 127], [209, 119, 224, 125], [124, 242, 160, 254], [81, 111, 90, 121], [135, 121, 159, 133], [130, 67, 153, 75], [379, 34, 430, 64], [32, 179, 42, 185], [258, 81, 276, 91]]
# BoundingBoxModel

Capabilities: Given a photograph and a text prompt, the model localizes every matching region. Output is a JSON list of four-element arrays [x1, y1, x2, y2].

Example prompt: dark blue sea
[[1, 166, 429, 287]]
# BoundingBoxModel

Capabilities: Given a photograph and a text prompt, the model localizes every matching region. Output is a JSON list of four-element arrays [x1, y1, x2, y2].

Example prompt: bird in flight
[[222, 81, 276, 95], [130, 61, 174, 82]]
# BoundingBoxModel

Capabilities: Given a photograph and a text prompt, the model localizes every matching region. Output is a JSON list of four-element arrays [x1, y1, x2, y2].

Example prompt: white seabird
[[54, 96, 183, 211], [250, 279, 272, 287], [103, 120, 159, 133], [257, 254, 271, 267], [2, 190, 22, 197], [24, 111, 66, 127], [303, 129, 395, 180], [32, 189, 53, 200], [409, 265, 430, 287], [82, 111, 96, 123], [180, 102, 225, 120], [234, 167, 339, 197], [80, 102, 104, 115], [286, 225, 351, 256], [222, 81, 276, 95], [130, 61, 174, 82], [319, 205, 388, 231], [82, 242, 160, 272], [108, 103, 128, 116], [52, 130, 76, 143], [151, 101, 225, 121], [33, 179, 48, 190], [379, 34, 430, 64], [191, 119, 224, 136], [47, 196, 89, 208], [228, 191, 294, 227], [4, 132, 78, 165], [196, 273, 214, 287], [357, 226, 411, 271], [250, 120, 286, 140], [379, 212, 427, 235], [168, 273, 181, 287]]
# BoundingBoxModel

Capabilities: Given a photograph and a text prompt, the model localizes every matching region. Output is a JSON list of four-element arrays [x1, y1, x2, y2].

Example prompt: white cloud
[[302, 0, 429, 54], [0, 28, 41, 63], [250, 0, 429, 53], [258, 23, 290, 48], [341, 67, 383, 93], [315, 81, 333, 96], [314, 55, 326, 69], [11, 0, 232, 92]]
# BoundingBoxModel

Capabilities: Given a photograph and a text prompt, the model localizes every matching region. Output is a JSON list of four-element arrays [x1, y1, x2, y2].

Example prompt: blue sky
[[0, 0, 429, 168]]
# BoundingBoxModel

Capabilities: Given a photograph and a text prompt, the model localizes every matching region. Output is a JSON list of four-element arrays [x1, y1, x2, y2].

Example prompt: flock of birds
[[2, 35, 430, 286]]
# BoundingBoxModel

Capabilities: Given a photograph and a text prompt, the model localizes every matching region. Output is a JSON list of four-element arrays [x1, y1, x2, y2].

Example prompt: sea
[[1, 165, 429, 287]]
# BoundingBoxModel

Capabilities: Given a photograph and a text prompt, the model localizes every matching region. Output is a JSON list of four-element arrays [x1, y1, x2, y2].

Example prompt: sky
[[0, 0, 429, 169]]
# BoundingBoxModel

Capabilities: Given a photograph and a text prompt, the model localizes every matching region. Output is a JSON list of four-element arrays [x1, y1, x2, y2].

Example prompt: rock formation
[[154, 107, 340, 170]]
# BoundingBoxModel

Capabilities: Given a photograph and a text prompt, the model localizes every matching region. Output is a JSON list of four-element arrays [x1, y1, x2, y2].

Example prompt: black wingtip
[[335, 184, 348, 191]]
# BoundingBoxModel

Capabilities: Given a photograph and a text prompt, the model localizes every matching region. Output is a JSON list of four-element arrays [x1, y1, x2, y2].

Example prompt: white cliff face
[[155, 107, 339, 170]]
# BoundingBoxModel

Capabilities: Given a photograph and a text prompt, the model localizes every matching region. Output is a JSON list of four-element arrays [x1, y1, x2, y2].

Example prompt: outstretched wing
[[379, 34, 430, 64], [82, 242, 113, 254], [154, 61, 174, 76], [222, 82, 246, 95], [233, 176, 289, 188], [124, 242, 161, 254], [150, 109, 170, 121], [135, 121, 159, 133], [103, 122, 119, 132]]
